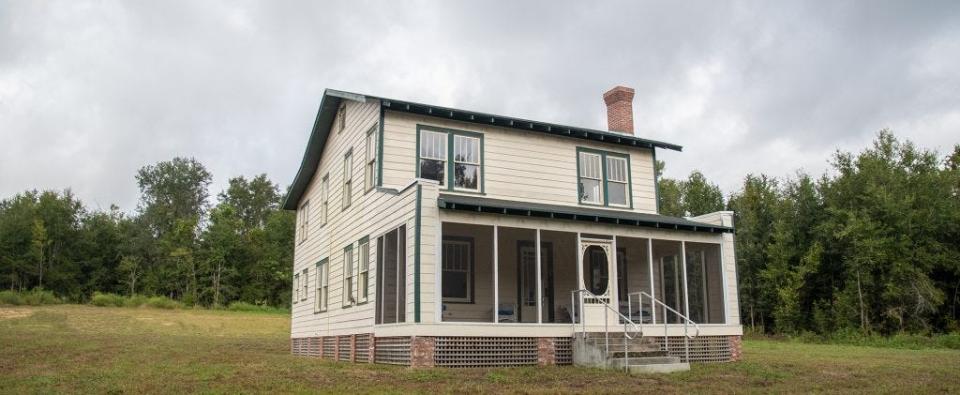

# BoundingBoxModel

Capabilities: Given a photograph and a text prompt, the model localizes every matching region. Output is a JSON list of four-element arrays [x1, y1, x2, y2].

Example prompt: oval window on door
[[582, 245, 609, 295]]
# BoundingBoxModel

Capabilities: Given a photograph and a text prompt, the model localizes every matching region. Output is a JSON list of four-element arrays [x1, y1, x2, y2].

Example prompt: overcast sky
[[2, 1, 958, 212]]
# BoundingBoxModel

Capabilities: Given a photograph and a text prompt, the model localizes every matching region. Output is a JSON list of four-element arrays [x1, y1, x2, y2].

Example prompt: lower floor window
[[442, 237, 473, 303]]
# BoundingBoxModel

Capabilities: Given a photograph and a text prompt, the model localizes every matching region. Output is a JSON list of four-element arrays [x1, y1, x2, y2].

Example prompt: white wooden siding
[[381, 111, 658, 214]]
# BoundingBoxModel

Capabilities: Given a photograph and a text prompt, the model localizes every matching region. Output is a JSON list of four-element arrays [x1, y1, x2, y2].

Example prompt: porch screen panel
[[540, 231, 577, 323], [376, 225, 406, 324], [684, 242, 725, 324], [615, 236, 652, 324], [497, 227, 537, 323], [652, 239, 685, 324]]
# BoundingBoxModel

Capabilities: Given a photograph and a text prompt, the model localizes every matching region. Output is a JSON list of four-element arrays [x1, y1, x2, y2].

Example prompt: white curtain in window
[[420, 131, 447, 160]]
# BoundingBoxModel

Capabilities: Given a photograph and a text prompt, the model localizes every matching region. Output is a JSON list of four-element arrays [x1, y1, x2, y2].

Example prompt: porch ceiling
[[437, 194, 733, 234]]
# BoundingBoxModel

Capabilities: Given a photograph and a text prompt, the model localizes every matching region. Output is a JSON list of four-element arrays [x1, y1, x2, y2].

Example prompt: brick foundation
[[410, 336, 436, 368], [537, 337, 556, 366], [729, 335, 743, 362], [293, 334, 738, 366]]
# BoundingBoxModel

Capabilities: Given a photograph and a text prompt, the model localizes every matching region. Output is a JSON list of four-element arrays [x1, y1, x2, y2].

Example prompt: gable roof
[[282, 89, 683, 210]]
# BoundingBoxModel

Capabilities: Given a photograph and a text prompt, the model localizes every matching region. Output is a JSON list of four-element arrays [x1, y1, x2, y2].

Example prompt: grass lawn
[[1, 305, 958, 394]]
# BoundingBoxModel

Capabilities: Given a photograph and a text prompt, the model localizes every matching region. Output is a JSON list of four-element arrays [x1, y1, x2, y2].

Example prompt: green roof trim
[[282, 88, 683, 210], [437, 194, 733, 234]]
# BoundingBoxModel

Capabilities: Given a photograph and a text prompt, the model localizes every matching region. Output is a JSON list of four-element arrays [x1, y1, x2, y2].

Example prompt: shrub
[[0, 290, 23, 305], [123, 294, 150, 308], [0, 289, 60, 306], [91, 292, 125, 307], [146, 296, 181, 309]]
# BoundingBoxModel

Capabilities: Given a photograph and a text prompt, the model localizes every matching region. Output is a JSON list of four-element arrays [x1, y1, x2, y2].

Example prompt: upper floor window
[[577, 148, 631, 207], [320, 175, 329, 226], [337, 104, 346, 133], [343, 150, 353, 209], [365, 126, 377, 192], [297, 201, 309, 243], [418, 126, 483, 192]]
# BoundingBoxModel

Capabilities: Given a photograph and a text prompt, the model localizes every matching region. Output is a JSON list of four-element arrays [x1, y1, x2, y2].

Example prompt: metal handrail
[[628, 291, 701, 339], [570, 289, 643, 369], [628, 291, 701, 363]]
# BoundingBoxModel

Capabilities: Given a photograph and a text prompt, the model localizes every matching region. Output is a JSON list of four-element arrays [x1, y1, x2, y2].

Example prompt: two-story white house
[[284, 87, 742, 368]]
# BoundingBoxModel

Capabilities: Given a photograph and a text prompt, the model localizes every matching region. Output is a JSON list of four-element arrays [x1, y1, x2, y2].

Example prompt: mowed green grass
[[1, 305, 958, 394]]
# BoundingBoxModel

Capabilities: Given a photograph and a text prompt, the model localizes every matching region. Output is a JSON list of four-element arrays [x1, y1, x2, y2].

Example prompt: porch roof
[[437, 194, 733, 234]]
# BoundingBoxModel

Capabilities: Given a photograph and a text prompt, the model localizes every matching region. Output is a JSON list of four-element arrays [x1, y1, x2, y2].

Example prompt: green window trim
[[364, 125, 378, 194], [356, 236, 370, 305], [576, 147, 633, 209], [315, 258, 329, 313], [342, 244, 354, 308], [342, 148, 353, 210], [415, 124, 485, 194]]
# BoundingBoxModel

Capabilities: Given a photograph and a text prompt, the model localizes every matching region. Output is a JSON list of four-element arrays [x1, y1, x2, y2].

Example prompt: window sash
[[420, 130, 447, 160], [606, 156, 627, 183], [321, 176, 329, 225], [294, 273, 300, 302], [343, 247, 354, 306], [358, 241, 369, 303], [442, 239, 472, 303], [301, 269, 309, 301], [343, 152, 352, 209], [453, 135, 479, 164], [315, 260, 328, 312], [579, 152, 602, 180], [365, 128, 377, 190]]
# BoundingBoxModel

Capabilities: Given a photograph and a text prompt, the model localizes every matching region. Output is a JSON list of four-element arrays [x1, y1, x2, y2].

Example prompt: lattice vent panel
[[375, 337, 411, 365], [653, 335, 732, 363], [322, 336, 336, 359], [338, 336, 353, 361], [434, 337, 538, 368], [554, 337, 573, 365], [355, 334, 372, 363]]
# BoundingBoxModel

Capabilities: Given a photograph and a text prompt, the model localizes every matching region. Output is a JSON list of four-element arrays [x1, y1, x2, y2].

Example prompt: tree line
[[659, 131, 960, 335], [1, 131, 958, 335], [0, 158, 294, 307]]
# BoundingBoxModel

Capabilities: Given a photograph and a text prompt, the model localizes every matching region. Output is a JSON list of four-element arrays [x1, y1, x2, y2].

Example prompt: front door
[[578, 238, 614, 326]]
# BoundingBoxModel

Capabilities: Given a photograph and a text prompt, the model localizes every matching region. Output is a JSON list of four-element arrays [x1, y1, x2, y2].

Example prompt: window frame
[[441, 236, 475, 304], [343, 244, 355, 307], [416, 125, 484, 194], [315, 258, 328, 313], [301, 268, 309, 302], [343, 149, 353, 210], [357, 236, 370, 304], [293, 273, 300, 303], [320, 174, 329, 226], [576, 147, 633, 208], [297, 200, 309, 244], [364, 125, 378, 193]]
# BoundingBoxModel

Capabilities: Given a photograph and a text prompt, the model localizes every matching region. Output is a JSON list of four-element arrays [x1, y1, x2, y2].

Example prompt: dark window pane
[[608, 182, 627, 206], [455, 163, 478, 190], [420, 159, 445, 185], [443, 272, 468, 298]]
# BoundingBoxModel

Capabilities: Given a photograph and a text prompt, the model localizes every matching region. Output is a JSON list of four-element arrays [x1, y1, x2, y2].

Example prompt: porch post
[[493, 225, 499, 324], [611, 236, 619, 315], [681, 241, 690, 319], [647, 238, 655, 324], [535, 228, 543, 324]]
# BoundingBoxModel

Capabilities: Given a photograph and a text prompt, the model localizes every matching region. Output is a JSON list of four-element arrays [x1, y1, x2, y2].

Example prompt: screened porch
[[438, 222, 727, 326]]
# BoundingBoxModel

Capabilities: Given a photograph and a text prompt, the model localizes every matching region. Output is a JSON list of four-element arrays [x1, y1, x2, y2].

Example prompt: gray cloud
[[1, 0, 958, 211]]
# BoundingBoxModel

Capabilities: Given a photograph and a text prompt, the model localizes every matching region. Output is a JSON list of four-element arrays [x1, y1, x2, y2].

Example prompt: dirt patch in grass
[[1, 305, 958, 394], [0, 308, 32, 320]]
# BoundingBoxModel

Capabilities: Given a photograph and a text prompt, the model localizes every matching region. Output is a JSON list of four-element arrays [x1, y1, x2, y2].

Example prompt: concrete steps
[[573, 333, 690, 374]]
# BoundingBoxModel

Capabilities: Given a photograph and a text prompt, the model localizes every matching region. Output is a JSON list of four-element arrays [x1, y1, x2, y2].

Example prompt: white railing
[[628, 291, 701, 363], [570, 289, 642, 369]]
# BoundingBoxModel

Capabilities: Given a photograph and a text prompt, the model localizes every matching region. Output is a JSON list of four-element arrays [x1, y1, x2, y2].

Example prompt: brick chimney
[[603, 86, 635, 134]]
